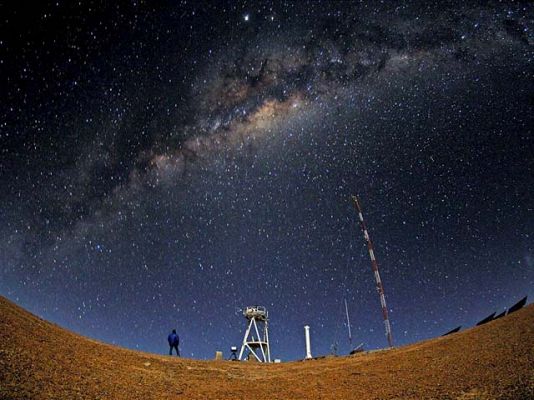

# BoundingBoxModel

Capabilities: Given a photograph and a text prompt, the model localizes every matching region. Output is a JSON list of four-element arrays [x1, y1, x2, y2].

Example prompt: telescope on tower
[[238, 306, 271, 362]]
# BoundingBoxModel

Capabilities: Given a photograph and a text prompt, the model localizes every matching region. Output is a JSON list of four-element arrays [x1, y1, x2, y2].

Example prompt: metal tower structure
[[351, 195, 394, 348], [238, 306, 271, 362]]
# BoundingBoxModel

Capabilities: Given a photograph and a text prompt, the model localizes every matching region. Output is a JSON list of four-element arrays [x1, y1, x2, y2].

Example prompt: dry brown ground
[[0, 295, 533, 399]]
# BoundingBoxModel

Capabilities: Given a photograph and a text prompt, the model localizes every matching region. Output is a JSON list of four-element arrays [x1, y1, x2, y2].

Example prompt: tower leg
[[264, 322, 271, 362], [252, 319, 267, 362], [238, 319, 253, 360]]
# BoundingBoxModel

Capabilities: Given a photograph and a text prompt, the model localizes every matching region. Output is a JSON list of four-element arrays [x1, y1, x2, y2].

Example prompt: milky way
[[1, 1, 533, 359]]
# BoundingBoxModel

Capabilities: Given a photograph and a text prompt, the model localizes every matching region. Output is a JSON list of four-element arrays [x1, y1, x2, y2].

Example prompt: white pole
[[344, 298, 352, 347], [304, 325, 312, 359]]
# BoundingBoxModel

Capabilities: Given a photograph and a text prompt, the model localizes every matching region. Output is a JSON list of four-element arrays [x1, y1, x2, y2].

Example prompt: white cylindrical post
[[304, 325, 312, 359]]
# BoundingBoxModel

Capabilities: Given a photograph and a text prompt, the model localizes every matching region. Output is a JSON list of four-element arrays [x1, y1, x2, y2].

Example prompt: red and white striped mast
[[351, 195, 393, 348]]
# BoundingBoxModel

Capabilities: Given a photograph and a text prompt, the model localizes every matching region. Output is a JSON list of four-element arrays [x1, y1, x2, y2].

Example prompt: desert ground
[[0, 295, 533, 399]]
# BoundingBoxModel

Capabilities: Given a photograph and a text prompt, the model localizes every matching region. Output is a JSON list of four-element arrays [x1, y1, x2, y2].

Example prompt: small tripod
[[229, 346, 238, 361]]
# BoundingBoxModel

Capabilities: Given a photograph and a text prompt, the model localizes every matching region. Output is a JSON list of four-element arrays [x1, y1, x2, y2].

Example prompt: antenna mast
[[344, 298, 352, 347], [351, 195, 393, 348]]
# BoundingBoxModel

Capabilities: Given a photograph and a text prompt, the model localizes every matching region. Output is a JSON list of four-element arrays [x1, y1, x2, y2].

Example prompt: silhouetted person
[[168, 329, 180, 356]]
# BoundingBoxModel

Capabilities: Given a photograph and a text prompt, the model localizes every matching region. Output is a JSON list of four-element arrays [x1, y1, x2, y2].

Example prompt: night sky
[[1, 1, 533, 361]]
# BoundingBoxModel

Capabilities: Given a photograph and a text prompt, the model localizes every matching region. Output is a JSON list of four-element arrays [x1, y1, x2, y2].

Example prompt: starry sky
[[1, 1, 533, 360]]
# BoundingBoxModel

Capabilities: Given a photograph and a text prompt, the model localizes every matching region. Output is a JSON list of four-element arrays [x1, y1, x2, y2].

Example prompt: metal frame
[[238, 306, 271, 362]]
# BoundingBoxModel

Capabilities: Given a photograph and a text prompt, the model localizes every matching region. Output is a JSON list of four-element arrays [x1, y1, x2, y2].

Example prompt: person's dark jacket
[[168, 332, 179, 346]]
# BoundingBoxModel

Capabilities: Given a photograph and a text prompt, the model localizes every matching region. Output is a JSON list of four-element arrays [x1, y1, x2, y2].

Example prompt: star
[[1, 0, 532, 361]]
